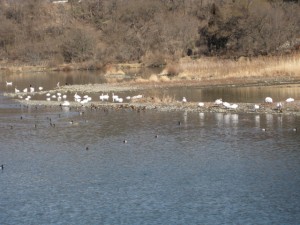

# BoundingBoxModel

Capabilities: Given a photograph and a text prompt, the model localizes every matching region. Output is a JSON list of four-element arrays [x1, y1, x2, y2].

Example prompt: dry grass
[[177, 53, 300, 81], [139, 94, 176, 104], [133, 74, 170, 83]]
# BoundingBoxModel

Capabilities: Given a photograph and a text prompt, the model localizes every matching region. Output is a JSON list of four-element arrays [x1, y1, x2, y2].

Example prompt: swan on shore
[[215, 99, 223, 105], [132, 94, 143, 99], [254, 104, 260, 110], [286, 98, 294, 103], [100, 93, 109, 101], [182, 97, 187, 103], [277, 102, 283, 109], [198, 102, 204, 107], [265, 97, 273, 103], [112, 93, 119, 102], [62, 101, 70, 106], [6, 81, 13, 86]]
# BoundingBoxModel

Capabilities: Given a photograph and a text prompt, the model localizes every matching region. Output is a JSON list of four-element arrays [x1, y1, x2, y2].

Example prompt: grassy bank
[[174, 53, 300, 81]]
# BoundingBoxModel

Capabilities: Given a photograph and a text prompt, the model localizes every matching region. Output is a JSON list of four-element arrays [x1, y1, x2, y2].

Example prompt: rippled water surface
[[1, 94, 300, 224]]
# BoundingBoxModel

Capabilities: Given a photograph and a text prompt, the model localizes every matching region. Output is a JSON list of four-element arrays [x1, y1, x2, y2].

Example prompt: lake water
[[1, 71, 300, 224]]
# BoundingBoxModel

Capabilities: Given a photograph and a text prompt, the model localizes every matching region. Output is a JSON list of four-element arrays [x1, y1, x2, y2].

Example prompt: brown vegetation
[[0, 0, 299, 71]]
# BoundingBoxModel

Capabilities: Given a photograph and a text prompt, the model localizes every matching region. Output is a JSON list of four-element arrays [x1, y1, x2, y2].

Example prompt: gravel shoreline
[[15, 98, 300, 116]]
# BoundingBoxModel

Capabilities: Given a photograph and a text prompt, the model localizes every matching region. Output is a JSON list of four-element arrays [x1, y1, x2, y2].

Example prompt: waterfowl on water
[[262, 128, 266, 132], [123, 139, 128, 143], [292, 128, 297, 132], [1, 165, 3, 170]]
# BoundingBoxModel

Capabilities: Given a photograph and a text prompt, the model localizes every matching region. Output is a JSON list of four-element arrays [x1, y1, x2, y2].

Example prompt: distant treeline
[[0, 0, 299, 67]]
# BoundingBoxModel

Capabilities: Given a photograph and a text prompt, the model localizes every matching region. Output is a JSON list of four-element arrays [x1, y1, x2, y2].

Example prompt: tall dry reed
[[177, 53, 300, 81]]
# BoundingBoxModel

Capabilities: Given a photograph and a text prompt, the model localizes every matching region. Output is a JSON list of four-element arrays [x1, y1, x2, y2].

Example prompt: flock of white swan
[[5, 81, 144, 106], [5, 80, 296, 111], [180, 95, 295, 111]]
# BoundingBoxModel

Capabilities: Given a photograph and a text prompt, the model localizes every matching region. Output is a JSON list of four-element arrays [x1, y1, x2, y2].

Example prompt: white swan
[[74, 92, 81, 100], [23, 88, 28, 93], [182, 97, 187, 103], [62, 101, 70, 106], [6, 81, 13, 86], [254, 104, 260, 110], [198, 102, 204, 107], [117, 97, 123, 103], [38, 86, 43, 91], [286, 98, 294, 103], [223, 102, 231, 108], [112, 93, 119, 102], [103, 93, 109, 100], [100, 93, 109, 101], [230, 104, 238, 109], [265, 97, 273, 103], [15, 88, 20, 93], [214, 98, 223, 105], [132, 94, 143, 99]]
